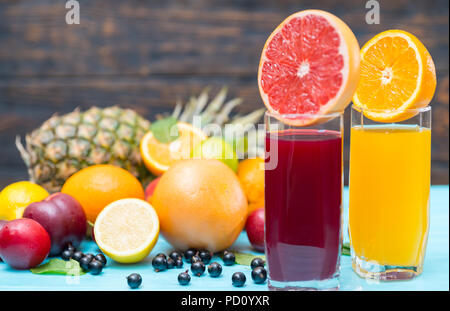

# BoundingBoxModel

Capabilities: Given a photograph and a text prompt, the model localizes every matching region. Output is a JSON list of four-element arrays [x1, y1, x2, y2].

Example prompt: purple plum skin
[[0, 220, 7, 261], [23, 193, 87, 256]]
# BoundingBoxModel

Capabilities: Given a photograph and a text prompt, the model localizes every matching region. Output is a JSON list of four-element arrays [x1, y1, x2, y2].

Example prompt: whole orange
[[237, 158, 265, 215], [61, 164, 145, 223], [151, 159, 248, 252]]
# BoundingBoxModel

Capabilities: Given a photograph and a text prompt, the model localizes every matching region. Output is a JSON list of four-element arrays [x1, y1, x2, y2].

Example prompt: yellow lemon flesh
[[94, 198, 160, 264]]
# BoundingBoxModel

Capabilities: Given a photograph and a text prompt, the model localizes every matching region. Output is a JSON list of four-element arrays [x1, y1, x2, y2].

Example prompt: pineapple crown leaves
[[170, 86, 265, 130]]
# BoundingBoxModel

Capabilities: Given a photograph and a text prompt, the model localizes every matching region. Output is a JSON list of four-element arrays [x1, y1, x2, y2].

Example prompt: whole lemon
[[61, 164, 145, 223], [151, 159, 248, 252], [0, 181, 49, 221]]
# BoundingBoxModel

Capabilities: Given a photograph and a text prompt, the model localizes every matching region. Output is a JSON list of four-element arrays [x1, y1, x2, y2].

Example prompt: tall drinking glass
[[349, 105, 431, 280], [264, 112, 344, 291]]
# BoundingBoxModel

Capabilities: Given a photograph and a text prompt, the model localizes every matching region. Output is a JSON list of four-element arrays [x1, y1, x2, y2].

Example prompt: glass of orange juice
[[349, 105, 431, 280]]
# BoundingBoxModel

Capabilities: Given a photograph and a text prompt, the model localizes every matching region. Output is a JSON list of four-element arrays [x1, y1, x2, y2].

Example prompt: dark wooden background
[[0, 0, 448, 187]]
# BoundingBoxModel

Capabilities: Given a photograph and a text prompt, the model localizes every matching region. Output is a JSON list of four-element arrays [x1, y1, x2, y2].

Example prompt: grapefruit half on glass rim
[[258, 10, 360, 125]]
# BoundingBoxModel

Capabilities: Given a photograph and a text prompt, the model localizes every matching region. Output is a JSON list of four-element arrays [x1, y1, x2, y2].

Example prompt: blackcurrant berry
[[89, 259, 103, 275], [184, 248, 197, 263], [79, 256, 93, 271], [152, 255, 168, 272], [251, 266, 267, 284], [191, 261, 205, 276], [61, 249, 73, 261], [223, 251, 236, 266], [250, 257, 265, 270], [232, 272, 246, 287], [167, 257, 175, 269], [169, 251, 183, 262], [191, 255, 202, 263], [207, 262, 222, 277], [127, 273, 142, 289], [198, 250, 212, 264], [175, 258, 184, 268], [64, 243, 76, 253], [72, 251, 84, 262], [94, 253, 107, 266], [155, 253, 167, 259], [178, 271, 191, 285], [84, 253, 95, 261]]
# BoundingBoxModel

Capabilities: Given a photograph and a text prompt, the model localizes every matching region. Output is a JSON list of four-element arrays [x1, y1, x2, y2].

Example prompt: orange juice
[[349, 125, 431, 269]]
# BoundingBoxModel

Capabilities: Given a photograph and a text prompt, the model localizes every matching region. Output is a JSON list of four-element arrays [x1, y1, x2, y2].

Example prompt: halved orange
[[258, 10, 360, 125], [140, 122, 207, 175], [353, 30, 436, 122]]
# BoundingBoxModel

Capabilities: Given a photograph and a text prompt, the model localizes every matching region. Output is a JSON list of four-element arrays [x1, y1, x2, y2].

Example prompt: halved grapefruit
[[258, 10, 360, 125]]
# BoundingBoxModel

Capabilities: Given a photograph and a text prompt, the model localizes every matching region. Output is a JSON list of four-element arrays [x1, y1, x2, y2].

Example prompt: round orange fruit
[[237, 158, 265, 215], [151, 159, 248, 252], [61, 164, 145, 223]]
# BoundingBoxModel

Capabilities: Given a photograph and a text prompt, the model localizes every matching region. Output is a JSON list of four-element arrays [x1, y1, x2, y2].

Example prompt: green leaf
[[150, 117, 179, 143], [341, 242, 351, 256], [30, 259, 86, 276], [233, 252, 266, 266]]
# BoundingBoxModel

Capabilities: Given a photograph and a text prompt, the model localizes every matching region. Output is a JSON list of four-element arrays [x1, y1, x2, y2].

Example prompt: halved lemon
[[353, 30, 436, 122], [140, 122, 207, 175], [93, 198, 160, 264]]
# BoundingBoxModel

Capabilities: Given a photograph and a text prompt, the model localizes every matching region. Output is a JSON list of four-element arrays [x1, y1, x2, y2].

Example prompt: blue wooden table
[[1, 186, 448, 291]]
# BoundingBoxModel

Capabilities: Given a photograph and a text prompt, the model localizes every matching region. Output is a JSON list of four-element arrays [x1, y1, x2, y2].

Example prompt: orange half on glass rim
[[258, 10, 361, 125], [352, 29, 436, 122]]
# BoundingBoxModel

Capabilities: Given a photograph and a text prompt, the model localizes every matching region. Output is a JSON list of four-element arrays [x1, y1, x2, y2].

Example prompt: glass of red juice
[[264, 111, 343, 291]]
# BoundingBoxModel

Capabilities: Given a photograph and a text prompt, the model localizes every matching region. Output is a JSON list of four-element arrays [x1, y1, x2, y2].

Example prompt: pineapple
[[16, 106, 152, 192], [16, 87, 265, 193]]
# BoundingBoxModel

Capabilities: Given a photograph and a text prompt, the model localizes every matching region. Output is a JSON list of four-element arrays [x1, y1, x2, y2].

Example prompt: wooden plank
[[0, 0, 448, 186], [0, 1, 448, 76]]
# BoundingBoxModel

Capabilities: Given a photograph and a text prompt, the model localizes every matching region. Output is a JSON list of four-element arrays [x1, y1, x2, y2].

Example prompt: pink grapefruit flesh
[[258, 10, 360, 124]]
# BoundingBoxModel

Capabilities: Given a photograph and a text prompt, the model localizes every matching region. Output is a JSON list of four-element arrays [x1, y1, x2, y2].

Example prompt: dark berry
[[250, 258, 265, 270], [251, 266, 267, 284], [152, 255, 168, 272], [155, 253, 167, 259], [223, 251, 236, 266], [175, 258, 184, 268], [169, 251, 183, 262], [94, 253, 107, 266], [84, 253, 95, 261], [198, 250, 212, 264], [72, 251, 84, 262], [191, 261, 205, 276], [167, 257, 175, 269], [178, 270, 191, 285], [207, 262, 222, 277], [89, 259, 103, 275], [184, 248, 197, 263], [191, 255, 202, 263], [79, 256, 93, 271], [232, 272, 246, 287], [127, 273, 142, 289], [61, 249, 73, 261], [64, 243, 76, 253]]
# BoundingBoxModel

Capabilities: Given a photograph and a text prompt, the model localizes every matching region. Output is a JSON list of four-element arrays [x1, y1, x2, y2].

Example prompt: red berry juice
[[265, 129, 342, 283]]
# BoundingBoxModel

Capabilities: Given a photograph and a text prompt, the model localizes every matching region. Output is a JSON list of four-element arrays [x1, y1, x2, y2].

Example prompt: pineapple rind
[[17, 106, 153, 193]]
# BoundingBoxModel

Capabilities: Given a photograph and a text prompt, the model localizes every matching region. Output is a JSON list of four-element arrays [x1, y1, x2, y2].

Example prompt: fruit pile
[[1, 8, 437, 290], [0, 88, 266, 283]]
